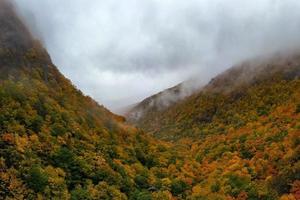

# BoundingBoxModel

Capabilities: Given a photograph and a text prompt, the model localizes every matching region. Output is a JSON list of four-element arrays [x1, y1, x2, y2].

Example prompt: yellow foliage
[[152, 190, 173, 200], [15, 135, 29, 153], [192, 184, 202, 194], [280, 194, 296, 200]]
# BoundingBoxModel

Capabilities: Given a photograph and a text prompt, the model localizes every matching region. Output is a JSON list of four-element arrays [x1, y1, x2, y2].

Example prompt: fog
[[13, 0, 300, 111]]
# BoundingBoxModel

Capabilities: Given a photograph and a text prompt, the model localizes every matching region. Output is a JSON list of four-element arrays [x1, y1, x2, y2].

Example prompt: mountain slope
[[126, 82, 198, 122], [1, 1, 299, 199], [127, 53, 300, 140], [0, 0, 33, 51], [123, 52, 300, 200], [0, 2, 173, 199]]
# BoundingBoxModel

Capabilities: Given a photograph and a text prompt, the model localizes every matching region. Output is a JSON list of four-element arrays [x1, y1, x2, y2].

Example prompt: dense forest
[[0, 1, 299, 200], [128, 57, 300, 140]]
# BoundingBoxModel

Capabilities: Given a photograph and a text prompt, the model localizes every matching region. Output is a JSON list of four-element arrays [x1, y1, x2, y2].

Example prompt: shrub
[[240, 145, 254, 159], [134, 174, 149, 189], [171, 179, 189, 196], [271, 179, 288, 195], [26, 165, 48, 192], [50, 123, 67, 136], [257, 106, 269, 116], [225, 174, 250, 197], [52, 147, 88, 188], [130, 190, 152, 200], [30, 115, 43, 133], [92, 168, 121, 186], [211, 182, 221, 192], [71, 187, 91, 200]]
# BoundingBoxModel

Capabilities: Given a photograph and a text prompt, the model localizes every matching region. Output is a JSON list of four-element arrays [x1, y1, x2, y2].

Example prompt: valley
[[0, 1, 299, 200]]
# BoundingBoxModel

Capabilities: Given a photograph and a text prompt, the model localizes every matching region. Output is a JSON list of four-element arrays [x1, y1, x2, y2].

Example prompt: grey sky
[[13, 0, 300, 111]]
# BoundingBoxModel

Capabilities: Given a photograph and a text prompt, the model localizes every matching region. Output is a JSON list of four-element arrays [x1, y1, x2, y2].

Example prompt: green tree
[[170, 179, 189, 196], [25, 165, 48, 193]]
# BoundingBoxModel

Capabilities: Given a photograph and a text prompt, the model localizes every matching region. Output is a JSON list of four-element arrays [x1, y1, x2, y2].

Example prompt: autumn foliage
[[0, 2, 299, 199]]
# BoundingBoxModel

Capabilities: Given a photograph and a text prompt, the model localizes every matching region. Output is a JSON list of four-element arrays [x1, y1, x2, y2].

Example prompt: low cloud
[[13, 0, 300, 110]]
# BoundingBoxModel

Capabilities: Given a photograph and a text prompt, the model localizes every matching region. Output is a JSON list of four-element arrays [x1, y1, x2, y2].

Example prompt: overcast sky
[[13, 0, 300, 111]]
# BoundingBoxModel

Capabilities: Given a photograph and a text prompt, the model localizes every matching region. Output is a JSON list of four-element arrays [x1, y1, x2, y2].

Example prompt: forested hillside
[[0, 1, 299, 200], [128, 54, 300, 140], [0, 2, 172, 199], [124, 53, 300, 199]]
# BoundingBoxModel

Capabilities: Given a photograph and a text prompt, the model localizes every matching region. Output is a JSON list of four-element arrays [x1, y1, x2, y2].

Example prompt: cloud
[[13, 0, 300, 110]]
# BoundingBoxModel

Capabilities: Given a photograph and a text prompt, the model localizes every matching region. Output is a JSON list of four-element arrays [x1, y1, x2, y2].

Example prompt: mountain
[[124, 52, 300, 199], [1, 1, 299, 199], [0, 2, 171, 199], [125, 82, 198, 122], [0, 0, 33, 51], [127, 53, 300, 140], [203, 53, 300, 93]]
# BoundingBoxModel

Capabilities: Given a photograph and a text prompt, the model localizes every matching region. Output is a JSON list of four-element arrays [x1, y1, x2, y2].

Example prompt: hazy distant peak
[[204, 52, 300, 93], [125, 81, 200, 122], [0, 0, 34, 51]]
